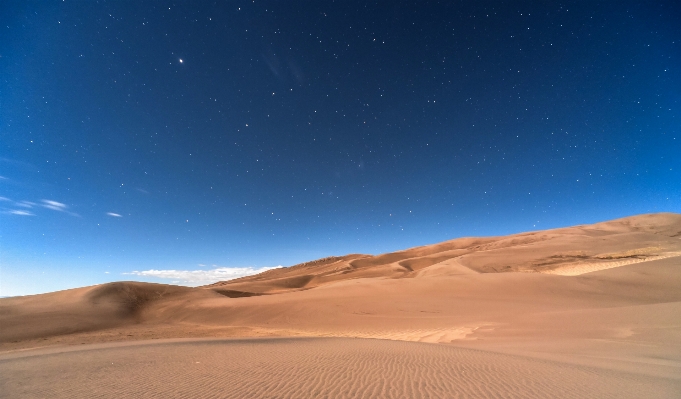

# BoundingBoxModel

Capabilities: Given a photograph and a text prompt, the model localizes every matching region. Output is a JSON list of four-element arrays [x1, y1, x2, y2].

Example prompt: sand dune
[[206, 212, 681, 294], [2, 213, 681, 398], [0, 282, 222, 344]]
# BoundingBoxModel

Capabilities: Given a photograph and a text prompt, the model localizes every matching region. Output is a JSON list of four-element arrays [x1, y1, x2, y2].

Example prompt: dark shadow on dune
[[211, 289, 266, 298], [270, 275, 315, 289], [87, 282, 188, 316]]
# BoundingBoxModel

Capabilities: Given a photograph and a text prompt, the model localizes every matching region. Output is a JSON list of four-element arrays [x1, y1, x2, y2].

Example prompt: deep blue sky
[[2, 1, 680, 296]]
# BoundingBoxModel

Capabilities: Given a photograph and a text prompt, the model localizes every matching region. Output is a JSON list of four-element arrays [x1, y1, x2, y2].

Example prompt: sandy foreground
[[2, 337, 678, 399], [2, 213, 681, 398]]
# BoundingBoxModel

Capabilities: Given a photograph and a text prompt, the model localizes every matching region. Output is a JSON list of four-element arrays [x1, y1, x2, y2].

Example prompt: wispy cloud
[[8, 210, 34, 216], [41, 199, 79, 216], [106, 212, 122, 217], [42, 199, 68, 211], [1, 197, 80, 217], [125, 266, 281, 286], [0, 197, 32, 216]]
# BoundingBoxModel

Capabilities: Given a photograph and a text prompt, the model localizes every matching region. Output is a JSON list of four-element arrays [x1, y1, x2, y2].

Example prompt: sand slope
[[206, 212, 681, 294], [0, 282, 223, 344], [1, 213, 681, 397]]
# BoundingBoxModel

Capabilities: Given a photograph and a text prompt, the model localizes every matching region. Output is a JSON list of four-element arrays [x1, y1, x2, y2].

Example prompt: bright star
[[179, 59, 183, 63]]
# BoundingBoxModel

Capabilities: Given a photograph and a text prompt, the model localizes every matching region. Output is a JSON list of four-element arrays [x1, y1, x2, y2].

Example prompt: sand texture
[[2, 213, 681, 398], [2, 338, 678, 399]]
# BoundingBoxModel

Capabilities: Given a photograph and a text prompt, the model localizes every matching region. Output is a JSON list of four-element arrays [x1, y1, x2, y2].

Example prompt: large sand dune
[[2, 213, 681, 397], [207, 212, 681, 294]]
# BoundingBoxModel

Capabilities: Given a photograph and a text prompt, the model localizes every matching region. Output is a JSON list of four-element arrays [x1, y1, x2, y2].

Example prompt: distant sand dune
[[205, 213, 681, 294]]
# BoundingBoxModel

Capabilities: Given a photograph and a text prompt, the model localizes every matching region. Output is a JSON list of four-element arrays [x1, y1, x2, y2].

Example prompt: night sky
[[2, 1, 680, 296]]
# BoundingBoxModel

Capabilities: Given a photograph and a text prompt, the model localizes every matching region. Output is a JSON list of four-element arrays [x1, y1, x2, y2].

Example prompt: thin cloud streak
[[42, 199, 68, 211], [41, 199, 79, 216], [8, 210, 34, 216], [125, 266, 281, 286], [106, 212, 123, 217]]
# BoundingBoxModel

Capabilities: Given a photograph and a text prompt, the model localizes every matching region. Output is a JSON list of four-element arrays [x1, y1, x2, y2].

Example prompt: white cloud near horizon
[[106, 212, 122, 217], [124, 266, 281, 286]]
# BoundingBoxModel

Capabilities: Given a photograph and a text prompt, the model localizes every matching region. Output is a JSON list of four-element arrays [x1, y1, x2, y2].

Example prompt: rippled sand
[[3, 338, 679, 399]]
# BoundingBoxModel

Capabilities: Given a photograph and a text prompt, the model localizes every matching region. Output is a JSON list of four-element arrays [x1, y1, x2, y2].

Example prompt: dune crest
[[205, 212, 681, 294]]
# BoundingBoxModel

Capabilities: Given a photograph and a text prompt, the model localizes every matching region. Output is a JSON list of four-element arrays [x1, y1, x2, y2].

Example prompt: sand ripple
[[1, 338, 678, 399]]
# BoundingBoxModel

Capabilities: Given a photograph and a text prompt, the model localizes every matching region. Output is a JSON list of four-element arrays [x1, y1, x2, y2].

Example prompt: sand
[[2, 338, 678, 399], [1, 212, 681, 398]]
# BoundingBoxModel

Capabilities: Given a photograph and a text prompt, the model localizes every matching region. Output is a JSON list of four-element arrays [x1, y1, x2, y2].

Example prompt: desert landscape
[[2, 213, 681, 398], [4, 0, 679, 397]]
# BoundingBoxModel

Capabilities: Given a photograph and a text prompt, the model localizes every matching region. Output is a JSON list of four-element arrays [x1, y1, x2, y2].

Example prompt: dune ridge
[[543, 250, 681, 276], [205, 212, 681, 295]]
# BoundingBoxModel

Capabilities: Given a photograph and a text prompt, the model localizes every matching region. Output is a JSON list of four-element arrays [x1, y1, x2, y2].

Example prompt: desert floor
[[2, 213, 681, 398]]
